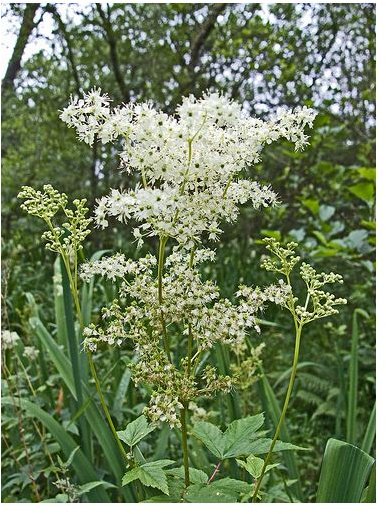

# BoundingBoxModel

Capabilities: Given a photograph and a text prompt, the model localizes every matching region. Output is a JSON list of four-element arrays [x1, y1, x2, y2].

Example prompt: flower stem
[[87, 351, 128, 461], [180, 404, 190, 487], [60, 250, 129, 463], [157, 236, 171, 358], [208, 461, 222, 483], [252, 322, 303, 502]]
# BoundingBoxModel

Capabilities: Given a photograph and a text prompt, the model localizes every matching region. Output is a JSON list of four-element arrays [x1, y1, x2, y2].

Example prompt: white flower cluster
[[23, 346, 40, 360], [81, 249, 289, 354], [81, 247, 278, 425], [61, 89, 315, 246], [80, 253, 138, 282], [1, 330, 21, 350], [143, 393, 183, 428]]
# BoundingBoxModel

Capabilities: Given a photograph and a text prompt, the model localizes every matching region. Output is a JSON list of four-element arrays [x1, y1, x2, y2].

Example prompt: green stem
[[59, 247, 129, 463], [252, 322, 303, 502], [187, 326, 193, 376], [186, 245, 195, 376], [157, 236, 171, 358], [180, 405, 190, 487], [87, 352, 128, 461]]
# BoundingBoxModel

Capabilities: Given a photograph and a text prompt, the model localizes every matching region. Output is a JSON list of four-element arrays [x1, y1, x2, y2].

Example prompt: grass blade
[[347, 308, 368, 444], [59, 258, 92, 459], [53, 258, 69, 352], [361, 402, 376, 454], [2, 397, 110, 502], [29, 315, 135, 501], [112, 368, 131, 426], [80, 250, 110, 326], [316, 438, 374, 502]]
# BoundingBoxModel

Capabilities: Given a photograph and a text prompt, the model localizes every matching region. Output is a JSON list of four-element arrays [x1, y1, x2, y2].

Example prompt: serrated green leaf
[[236, 454, 279, 479], [117, 415, 156, 448], [166, 466, 208, 484], [222, 414, 265, 458], [250, 438, 309, 454], [142, 477, 185, 502], [185, 478, 253, 503], [191, 421, 225, 459], [122, 460, 174, 495], [192, 414, 280, 460]]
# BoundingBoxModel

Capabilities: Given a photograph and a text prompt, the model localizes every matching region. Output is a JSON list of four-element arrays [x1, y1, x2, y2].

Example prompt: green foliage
[[185, 478, 253, 503], [191, 415, 306, 460], [236, 454, 279, 479], [122, 460, 174, 495], [316, 439, 374, 503], [117, 415, 156, 448]]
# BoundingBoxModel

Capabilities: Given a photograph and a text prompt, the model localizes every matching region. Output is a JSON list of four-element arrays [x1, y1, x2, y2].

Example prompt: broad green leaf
[[319, 204, 335, 221], [356, 167, 375, 182], [236, 454, 279, 479], [302, 198, 319, 215], [117, 415, 156, 448], [185, 478, 253, 503], [191, 421, 225, 459], [348, 182, 374, 204], [346, 229, 369, 252], [166, 466, 208, 484], [142, 478, 185, 503], [222, 414, 265, 458], [316, 438, 374, 502], [122, 460, 174, 495], [261, 229, 281, 240], [192, 415, 303, 460], [250, 439, 308, 455]]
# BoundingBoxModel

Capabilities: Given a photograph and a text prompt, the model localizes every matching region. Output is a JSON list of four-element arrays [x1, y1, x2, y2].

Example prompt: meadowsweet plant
[[18, 89, 347, 502]]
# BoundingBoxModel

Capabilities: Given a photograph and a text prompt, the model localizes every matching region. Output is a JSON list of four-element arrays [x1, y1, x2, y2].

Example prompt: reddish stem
[[208, 461, 222, 483]]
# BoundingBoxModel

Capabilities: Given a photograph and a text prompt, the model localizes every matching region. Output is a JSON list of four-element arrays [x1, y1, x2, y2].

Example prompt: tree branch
[[44, 4, 81, 94], [188, 3, 227, 72], [95, 3, 128, 101]]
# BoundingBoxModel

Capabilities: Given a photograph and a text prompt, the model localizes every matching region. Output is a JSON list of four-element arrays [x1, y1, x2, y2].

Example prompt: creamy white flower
[[61, 89, 316, 246], [2, 330, 21, 349]]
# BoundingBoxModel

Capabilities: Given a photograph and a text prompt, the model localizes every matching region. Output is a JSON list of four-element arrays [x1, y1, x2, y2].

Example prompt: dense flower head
[[60, 89, 315, 247]]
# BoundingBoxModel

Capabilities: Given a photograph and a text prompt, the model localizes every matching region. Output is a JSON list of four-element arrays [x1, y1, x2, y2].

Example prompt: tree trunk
[[2, 4, 40, 94]]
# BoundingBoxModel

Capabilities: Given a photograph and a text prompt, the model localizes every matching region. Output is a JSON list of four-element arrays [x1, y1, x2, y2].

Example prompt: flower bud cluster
[[18, 185, 67, 220], [18, 185, 91, 255], [261, 238, 347, 325]]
